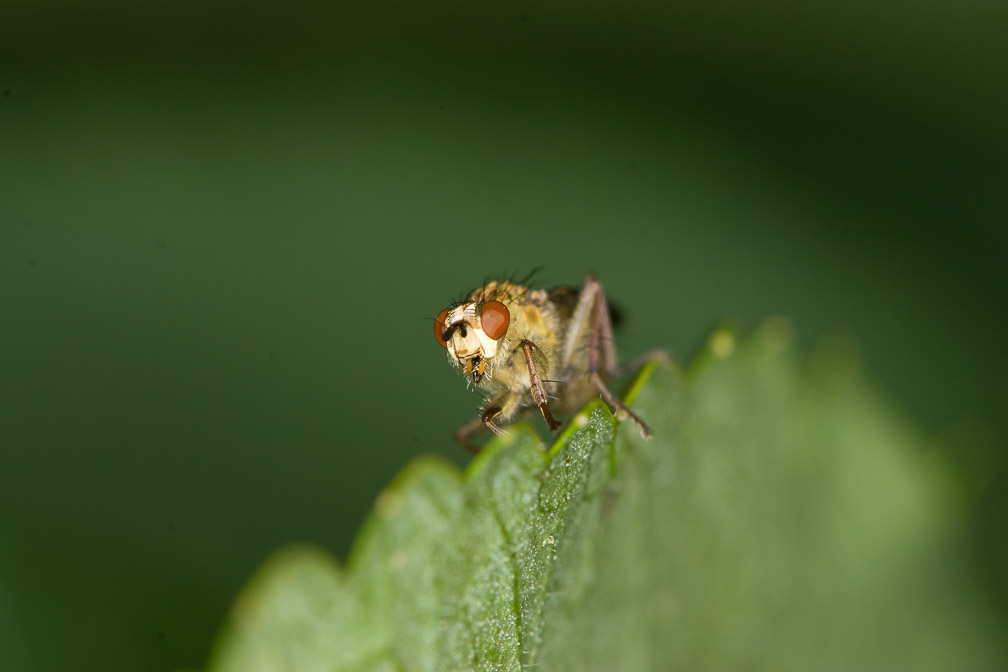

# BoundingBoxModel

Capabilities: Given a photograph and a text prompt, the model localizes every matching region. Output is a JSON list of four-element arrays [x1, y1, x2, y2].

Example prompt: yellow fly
[[434, 274, 653, 452]]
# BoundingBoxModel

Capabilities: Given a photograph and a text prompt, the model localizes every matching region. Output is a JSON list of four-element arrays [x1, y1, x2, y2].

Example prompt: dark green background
[[2, 2, 1005, 670]]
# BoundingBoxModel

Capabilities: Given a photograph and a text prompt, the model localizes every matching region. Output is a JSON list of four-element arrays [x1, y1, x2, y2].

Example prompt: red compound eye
[[480, 300, 510, 340], [434, 309, 450, 348]]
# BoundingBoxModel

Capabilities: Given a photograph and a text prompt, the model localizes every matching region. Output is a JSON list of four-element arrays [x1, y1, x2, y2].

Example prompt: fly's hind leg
[[565, 273, 653, 439]]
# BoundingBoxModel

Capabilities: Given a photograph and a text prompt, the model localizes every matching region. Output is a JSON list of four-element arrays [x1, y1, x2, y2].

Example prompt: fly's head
[[434, 299, 511, 385]]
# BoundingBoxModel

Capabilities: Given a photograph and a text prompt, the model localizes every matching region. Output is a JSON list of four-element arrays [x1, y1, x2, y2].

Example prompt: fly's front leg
[[571, 274, 653, 439], [454, 416, 487, 454], [454, 390, 520, 453], [518, 339, 562, 432]]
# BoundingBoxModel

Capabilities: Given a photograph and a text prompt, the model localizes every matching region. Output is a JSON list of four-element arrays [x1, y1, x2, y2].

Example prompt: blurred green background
[[1, 2, 1005, 670]]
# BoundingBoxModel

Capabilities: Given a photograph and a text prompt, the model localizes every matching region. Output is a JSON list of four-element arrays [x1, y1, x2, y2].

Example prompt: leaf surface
[[208, 326, 1004, 672]]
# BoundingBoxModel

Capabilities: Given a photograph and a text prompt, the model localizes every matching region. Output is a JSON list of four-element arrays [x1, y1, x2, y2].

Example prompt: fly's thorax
[[485, 289, 564, 393], [514, 289, 561, 348]]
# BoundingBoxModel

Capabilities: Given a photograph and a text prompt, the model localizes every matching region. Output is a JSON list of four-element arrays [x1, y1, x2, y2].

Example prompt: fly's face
[[434, 299, 511, 385]]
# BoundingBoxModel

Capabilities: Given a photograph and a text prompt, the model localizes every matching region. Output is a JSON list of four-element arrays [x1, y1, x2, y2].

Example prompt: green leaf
[[206, 325, 1004, 672]]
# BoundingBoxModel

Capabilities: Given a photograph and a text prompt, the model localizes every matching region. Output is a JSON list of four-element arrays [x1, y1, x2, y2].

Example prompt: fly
[[433, 273, 653, 452]]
